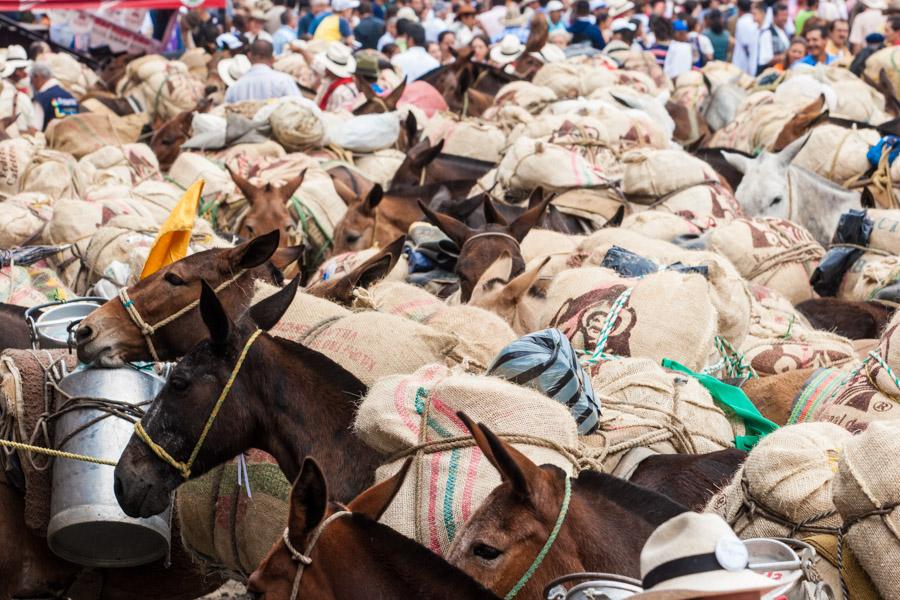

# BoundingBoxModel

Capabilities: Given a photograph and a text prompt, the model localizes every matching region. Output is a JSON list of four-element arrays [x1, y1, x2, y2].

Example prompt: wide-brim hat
[[319, 41, 357, 77], [862, 0, 887, 8], [4, 44, 31, 74], [217, 53, 252, 86], [608, 0, 635, 16], [396, 6, 420, 21], [490, 34, 525, 64], [0, 58, 14, 78], [546, 0, 565, 11], [630, 513, 781, 600], [249, 8, 267, 20]]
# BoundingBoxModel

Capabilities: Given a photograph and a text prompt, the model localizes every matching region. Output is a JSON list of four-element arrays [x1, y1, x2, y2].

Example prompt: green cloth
[[663, 359, 779, 451], [794, 9, 815, 35]]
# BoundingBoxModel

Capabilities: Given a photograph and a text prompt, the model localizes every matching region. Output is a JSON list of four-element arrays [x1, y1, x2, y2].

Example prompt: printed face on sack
[[548, 286, 637, 357]]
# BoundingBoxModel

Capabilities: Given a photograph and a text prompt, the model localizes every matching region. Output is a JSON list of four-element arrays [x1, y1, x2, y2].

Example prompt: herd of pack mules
[[5, 35, 900, 600]]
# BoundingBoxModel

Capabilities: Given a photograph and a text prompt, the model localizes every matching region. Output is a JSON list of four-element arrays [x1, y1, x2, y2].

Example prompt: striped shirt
[[224, 64, 301, 103]]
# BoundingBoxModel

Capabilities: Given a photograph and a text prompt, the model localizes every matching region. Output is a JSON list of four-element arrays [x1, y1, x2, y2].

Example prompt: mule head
[[307, 235, 405, 304], [469, 254, 551, 335], [330, 184, 385, 254], [398, 111, 421, 151], [76, 231, 283, 366], [228, 165, 304, 247], [353, 76, 407, 115], [724, 134, 809, 221], [150, 108, 194, 171], [419, 194, 551, 302], [392, 137, 445, 187], [446, 415, 567, 598], [114, 277, 300, 518]]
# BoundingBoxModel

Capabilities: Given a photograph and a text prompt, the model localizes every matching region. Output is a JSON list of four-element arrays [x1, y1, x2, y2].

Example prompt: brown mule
[[794, 298, 894, 340], [446, 416, 686, 597], [114, 278, 376, 518], [149, 97, 212, 170], [247, 457, 500, 600], [390, 137, 494, 189], [353, 76, 407, 115], [0, 302, 30, 351], [306, 235, 406, 304], [75, 231, 302, 366], [226, 165, 306, 246]]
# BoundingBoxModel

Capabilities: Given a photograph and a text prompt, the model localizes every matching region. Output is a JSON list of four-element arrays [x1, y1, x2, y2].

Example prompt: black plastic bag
[[601, 246, 709, 279], [810, 209, 873, 297]]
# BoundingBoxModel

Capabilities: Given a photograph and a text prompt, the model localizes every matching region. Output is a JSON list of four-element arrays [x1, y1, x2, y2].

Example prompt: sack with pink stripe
[[354, 363, 578, 556], [496, 136, 611, 192]]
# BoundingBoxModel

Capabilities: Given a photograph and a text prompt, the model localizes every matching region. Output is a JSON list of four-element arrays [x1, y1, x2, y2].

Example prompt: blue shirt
[[298, 11, 317, 36], [272, 24, 297, 54], [797, 53, 837, 66], [568, 18, 605, 49], [308, 11, 330, 35], [224, 64, 301, 103]]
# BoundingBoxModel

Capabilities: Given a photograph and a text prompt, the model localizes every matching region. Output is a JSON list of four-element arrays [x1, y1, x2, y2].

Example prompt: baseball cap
[[611, 17, 636, 31], [672, 19, 688, 31]]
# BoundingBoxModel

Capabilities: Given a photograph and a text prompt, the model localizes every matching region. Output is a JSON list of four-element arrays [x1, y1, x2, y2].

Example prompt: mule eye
[[170, 376, 190, 392], [770, 196, 783, 206], [346, 232, 361, 244], [473, 543, 502, 560], [482, 277, 505, 291], [164, 273, 186, 286]]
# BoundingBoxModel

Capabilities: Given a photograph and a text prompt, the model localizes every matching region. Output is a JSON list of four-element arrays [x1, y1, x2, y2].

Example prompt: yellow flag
[[140, 179, 204, 280]]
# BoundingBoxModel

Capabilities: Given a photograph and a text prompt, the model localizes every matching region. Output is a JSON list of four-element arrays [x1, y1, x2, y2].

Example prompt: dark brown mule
[[247, 457, 500, 600], [306, 235, 406, 304], [0, 303, 30, 351], [390, 137, 494, 188], [353, 76, 407, 115], [419, 196, 552, 302], [795, 298, 894, 340], [75, 231, 301, 366], [114, 279, 376, 518], [327, 164, 377, 207], [227, 165, 306, 246], [96, 51, 145, 91], [446, 416, 687, 597], [149, 97, 213, 171], [419, 51, 518, 116]]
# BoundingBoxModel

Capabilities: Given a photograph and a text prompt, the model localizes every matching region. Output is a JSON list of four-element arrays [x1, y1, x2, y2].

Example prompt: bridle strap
[[283, 510, 353, 600], [134, 328, 263, 479], [118, 269, 247, 363], [460, 232, 521, 254], [505, 477, 572, 600]]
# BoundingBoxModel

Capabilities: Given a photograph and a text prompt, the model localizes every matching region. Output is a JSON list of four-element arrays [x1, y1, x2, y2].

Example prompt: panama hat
[[217, 53, 252, 86], [630, 513, 781, 600], [546, 0, 565, 10], [318, 41, 357, 78], [490, 34, 525, 64], [611, 17, 637, 31], [4, 45, 31, 75], [608, 0, 635, 17]]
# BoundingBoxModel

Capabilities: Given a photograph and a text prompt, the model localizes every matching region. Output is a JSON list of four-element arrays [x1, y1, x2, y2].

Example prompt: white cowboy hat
[[0, 57, 13, 79], [4, 45, 31, 74], [546, 0, 565, 10], [217, 53, 252, 87], [502, 4, 529, 26], [630, 513, 782, 600], [532, 43, 567, 63], [861, 0, 887, 9], [608, 0, 636, 17], [611, 17, 636, 32], [490, 34, 525, 65], [317, 41, 357, 78]]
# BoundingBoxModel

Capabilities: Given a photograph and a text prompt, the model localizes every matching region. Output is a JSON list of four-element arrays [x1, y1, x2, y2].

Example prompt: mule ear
[[331, 176, 360, 206], [502, 256, 550, 301], [457, 412, 538, 501], [418, 199, 474, 248], [248, 276, 299, 331], [483, 197, 509, 226], [605, 204, 626, 228], [348, 457, 412, 521], [721, 151, 753, 175], [229, 230, 280, 269], [507, 195, 551, 242], [363, 184, 384, 213], [701, 73, 713, 92], [386, 77, 407, 106], [773, 95, 825, 151], [271, 244, 306, 272], [777, 132, 811, 165], [355, 74, 378, 100], [199, 280, 231, 351], [225, 163, 258, 203], [527, 187, 544, 209], [447, 193, 485, 221], [288, 457, 329, 538], [279, 168, 307, 200], [405, 111, 419, 146], [411, 138, 445, 168]]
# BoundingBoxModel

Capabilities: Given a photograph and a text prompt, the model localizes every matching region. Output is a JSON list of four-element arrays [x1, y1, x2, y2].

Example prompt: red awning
[[0, 0, 225, 9]]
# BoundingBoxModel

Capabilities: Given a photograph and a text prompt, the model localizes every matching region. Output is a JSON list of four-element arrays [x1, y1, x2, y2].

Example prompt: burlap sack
[[622, 149, 719, 200], [707, 91, 805, 153], [618, 50, 670, 91], [621, 210, 703, 241], [41, 52, 99, 98], [545, 98, 671, 152], [19, 149, 86, 201], [837, 251, 900, 302], [201, 141, 287, 166], [354, 363, 579, 555], [273, 53, 317, 89], [867, 209, 900, 255], [269, 101, 325, 151], [740, 331, 856, 377], [494, 81, 558, 114], [792, 124, 879, 185], [707, 218, 824, 305], [82, 180, 182, 226], [354, 149, 405, 189], [864, 46, 900, 106], [423, 306, 517, 370], [542, 268, 719, 371], [497, 137, 610, 192], [705, 422, 849, 539], [423, 117, 506, 163], [505, 114, 622, 176], [0, 192, 52, 246], [45, 112, 144, 159], [117, 55, 205, 122], [649, 183, 743, 232], [701, 60, 755, 89], [0, 137, 38, 198], [575, 227, 681, 262], [77, 143, 162, 188], [354, 280, 444, 322], [831, 421, 900, 599]]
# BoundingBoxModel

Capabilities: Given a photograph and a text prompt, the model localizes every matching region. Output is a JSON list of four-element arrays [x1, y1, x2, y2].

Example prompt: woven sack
[[494, 81, 557, 114], [45, 198, 102, 246], [649, 183, 743, 232], [273, 53, 317, 89], [864, 46, 900, 106], [866, 209, 900, 255], [837, 251, 900, 302], [832, 421, 900, 599], [0, 137, 38, 198], [830, 78, 889, 124], [531, 62, 586, 98], [45, 112, 144, 159], [542, 268, 718, 372], [42, 52, 99, 98], [354, 363, 579, 556], [622, 148, 719, 200], [118, 56, 204, 122], [740, 332, 856, 377], [269, 101, 325, 151], [19, 149, 86, 201], [0, 192, 52, 246], [423, 306, 517, 370], [575, 228, 681, 263], [701, 60, 756, 89], [82, 180, 182, 226], [77, 143, 161, 188], [426, 118, 506, 163], [354, 149, 406, 189], [707, 218, 825, 305], [353, 281, 444, 322], [705, 422, 849, 539], [621, 211, 703, 242], [497, 137, 610, 192], [792, 124, 879, 185]]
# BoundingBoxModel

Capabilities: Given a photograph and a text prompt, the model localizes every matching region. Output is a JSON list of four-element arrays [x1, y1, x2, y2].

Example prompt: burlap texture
[[423, 115, 507, 163], [354, 281, 444, 322], [497, 137, 610, 192], [708, 218, 824, 305], [792, 124, 879, 185], [838, 251, 900, 302], [832, 421, 900, 599], [42, 52, 99, 98], [864, 46, 900, 108], [77, 143, 162, 188], [269, 102, 325, 151], [354, 363, 578, 556], [0, 137, 39, 199], [45, 112, 144, 159], [81, 180, 182, 227], [45, 198, 103, 246], [705, 423, 849, 539], [649, 183, 743, 231], [353, 149, 406, 189], [622, 148, 719, 200], [621, 211, 703, 242], [117, 55, 205, 122], [19, 149, 86, 201], [0, 192, 51, 247], [494, 81, 558, 114], [867, 209, 900, 256], [423, 306, 517, 371]]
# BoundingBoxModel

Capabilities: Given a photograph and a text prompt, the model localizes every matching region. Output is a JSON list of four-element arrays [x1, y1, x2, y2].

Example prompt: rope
[[283, 509, 352, 600], [584, 287, 634, 365], [744, 242, 825, 281], [134, 329, 262, 479], [0, 438, 117, 466], [733, 475, 841, 538]]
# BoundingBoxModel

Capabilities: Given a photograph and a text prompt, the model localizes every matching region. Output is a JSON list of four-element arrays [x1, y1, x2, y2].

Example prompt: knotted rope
[[282, 509, 352, 600]]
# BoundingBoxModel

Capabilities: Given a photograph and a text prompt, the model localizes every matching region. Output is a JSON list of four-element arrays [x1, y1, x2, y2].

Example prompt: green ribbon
[[663, 359, 779, 452]]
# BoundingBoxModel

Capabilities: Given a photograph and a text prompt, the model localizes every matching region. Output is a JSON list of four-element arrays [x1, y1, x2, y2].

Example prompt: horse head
[[330, 184, 385, 254], [149, 97, 212, 170], [307, 235, 405, 304], [227, 164, 305, 246]]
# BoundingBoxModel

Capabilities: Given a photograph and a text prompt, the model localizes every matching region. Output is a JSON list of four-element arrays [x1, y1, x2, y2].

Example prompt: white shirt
[[850, 8, 885, 46], [225, 64, 301, 103], [391, 46, 440, 81], [377, 31, 395, 51], [1, 80, 35, 132], [245, 30, 274, 44], [757, 24, 789, 67], [664, 40, 694, 78], [478, 6, 507, 41], [424, 14, 449, 42], [732, 12, 759, 75]]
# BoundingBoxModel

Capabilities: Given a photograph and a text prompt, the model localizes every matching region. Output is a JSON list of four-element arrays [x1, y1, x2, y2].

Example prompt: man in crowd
[[604, 17, 637, 62], [245, 10, 274, 43], [355, 1, 386, 49], [732, 0, 763, 74], [850, 31, 884, 74], [273, 8, 299, 54], [758, 3, 790, 71], [826, 18, 852, 63], [313, 0, 358, 43], [391, 22, 440, 80], [5, 45, 30, 96], [30, 62, 79, 131], [569, 0, 606, 48], [0, 56, 35, 133], [546, 0, 567, 34], [313, 42, 359, 111], [797, 24, 836, 65], [478, 0, 509, 41], [451, 3, 480, 46], [850, 0, 886, 53], [299, 0, 329, 38], [424, 1, 451, 42], [224, 40, 300, 102]]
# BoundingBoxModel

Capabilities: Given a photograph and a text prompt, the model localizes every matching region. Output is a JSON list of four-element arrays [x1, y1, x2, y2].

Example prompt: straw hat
[[490, 34, 525, 64], [608, 0, 636, 17], [396, 6, 420, 21], [611, 17, 637, 31], [546, 0, 565, 11], [318, 41, 357, 78], [3, 45, 30, 77], [630, 513, 781, 600], [249, 8, 267, 20], [217, 53, 252, 86]]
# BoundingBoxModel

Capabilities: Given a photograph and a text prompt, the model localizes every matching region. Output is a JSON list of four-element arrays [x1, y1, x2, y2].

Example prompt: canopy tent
[[0, 0, 225, 9]]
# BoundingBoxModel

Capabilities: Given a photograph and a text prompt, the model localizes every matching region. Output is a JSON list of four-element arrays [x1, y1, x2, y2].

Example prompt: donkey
[[723, 134, 863, 245], [0, 303, 30, 351], [75, 231, 302, 366], [446, 416, 687, 597], [247, 457, 500, 600], [390, 137, 495, 190], [227, 164, 305, 247], [700, 73, 748, 132]]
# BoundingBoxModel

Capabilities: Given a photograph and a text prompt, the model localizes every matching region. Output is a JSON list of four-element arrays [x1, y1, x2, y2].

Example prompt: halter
[[282, 509, 353, 600], [134, 328, 262, 479], [505, 477, 572, 600], [118, 269, 247, 363], [460, 232, 521, 254]]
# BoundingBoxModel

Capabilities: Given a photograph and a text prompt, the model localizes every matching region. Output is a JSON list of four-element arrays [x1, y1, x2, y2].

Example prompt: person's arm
[[591, 24, 605, 49], [848, 18, 865, 53], [340, 18, 355, 45]]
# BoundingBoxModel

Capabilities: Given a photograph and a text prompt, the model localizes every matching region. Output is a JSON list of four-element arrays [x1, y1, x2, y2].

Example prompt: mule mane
[[573, 469, 687, 528], [266, 334, 367, 400]]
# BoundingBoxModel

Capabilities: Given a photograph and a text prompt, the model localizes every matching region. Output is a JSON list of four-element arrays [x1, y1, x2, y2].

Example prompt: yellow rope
[[0, 438, 117, 466], [135, 329, 263, 479]]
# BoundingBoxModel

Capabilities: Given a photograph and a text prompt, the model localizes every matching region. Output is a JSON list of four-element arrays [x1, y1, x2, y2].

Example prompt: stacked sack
[[116, 55, 205, 122]]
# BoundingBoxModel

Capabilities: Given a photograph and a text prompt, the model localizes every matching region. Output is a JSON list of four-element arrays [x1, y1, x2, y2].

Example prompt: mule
[[692, 146, 753, 191], [795, 298, 894, 340], [739, 367, 818, 426], [306, 235, 405, 304], [353, 76, 407, 115], [149, 98, 212, 170], [446, 416, 687, 597], [75, 231, 301, 366], [114, 279, 376, 518], [0, 303, 29, 351], [390, 137, 494, 189], [723, 134, 863, 244], [227, 164, 305, 246], [247, 457, 500, 600], [701, 74, 748, 132], [419, 52, 518, 116]]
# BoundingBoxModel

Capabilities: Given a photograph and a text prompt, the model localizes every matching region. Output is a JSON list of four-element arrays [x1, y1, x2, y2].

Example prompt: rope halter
[[117, 269, 247, 363], [505, 476, 572, 600], [282, 509, 353, 600], [460, 232, 521, 254], [134, 328, 262, 479]]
